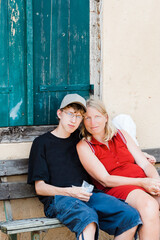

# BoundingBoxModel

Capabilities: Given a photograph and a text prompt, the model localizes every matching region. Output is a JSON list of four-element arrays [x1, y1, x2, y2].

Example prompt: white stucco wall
[[102, 0, 160, 148]]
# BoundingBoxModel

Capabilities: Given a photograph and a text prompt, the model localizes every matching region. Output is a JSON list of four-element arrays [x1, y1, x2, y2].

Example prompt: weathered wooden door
[[0, 0, 27, 127], [0, 0, 90, 127]]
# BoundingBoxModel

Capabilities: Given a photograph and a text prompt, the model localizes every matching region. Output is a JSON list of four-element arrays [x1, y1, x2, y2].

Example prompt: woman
[[77, 98, 160, 240]]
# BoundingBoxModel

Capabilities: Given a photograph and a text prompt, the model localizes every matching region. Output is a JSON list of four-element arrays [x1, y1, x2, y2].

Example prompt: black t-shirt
[[27, 129, 90, 210]]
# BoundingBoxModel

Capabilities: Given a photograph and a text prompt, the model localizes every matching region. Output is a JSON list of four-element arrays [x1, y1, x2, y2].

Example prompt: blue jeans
[[45, 192, 142, 240]]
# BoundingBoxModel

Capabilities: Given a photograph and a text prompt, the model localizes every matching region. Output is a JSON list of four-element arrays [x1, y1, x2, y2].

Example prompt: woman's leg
[[79, 222, 96, 240], [126, 189, 160, 240]]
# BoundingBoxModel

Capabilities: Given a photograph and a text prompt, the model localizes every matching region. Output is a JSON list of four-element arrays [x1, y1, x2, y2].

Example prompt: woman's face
[[84, 106, 107, 136]]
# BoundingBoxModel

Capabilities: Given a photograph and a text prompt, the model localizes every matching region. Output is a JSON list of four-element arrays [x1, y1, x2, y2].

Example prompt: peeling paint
[[90, 0, 102, 97], [10, 2, 20, 37], [10, 99, 23, 120]]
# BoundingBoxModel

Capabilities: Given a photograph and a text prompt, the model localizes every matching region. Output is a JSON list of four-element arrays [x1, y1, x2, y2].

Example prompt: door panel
[[0, 0, 90, 127], [0, 0, 27, 127]]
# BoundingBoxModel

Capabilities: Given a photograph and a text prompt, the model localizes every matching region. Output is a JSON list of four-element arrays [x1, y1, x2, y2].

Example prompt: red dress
[[86, 130, 146, 200]]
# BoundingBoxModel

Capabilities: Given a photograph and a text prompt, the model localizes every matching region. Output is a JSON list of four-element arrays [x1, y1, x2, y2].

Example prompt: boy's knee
[[122, 204, 141, 223], [80, 222, 97, 240], [85, 222, 97, 231]]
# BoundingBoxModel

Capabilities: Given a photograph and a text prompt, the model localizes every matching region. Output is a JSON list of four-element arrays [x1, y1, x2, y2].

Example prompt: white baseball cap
[[60, 94, 86, 111]]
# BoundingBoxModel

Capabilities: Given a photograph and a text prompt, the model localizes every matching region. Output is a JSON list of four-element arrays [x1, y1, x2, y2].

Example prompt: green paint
[[33, 0, 90, 125], [8, 0, 27, 126], [26, 0, 34, 125], [0, 87, 13, 93], [39, 84, 90, 92], [0, 0, 89, 127], [31, 232, 40, 240], [0, 0, 9, 126], [3, 201, 17, 240], [9, 235, 17, 240]]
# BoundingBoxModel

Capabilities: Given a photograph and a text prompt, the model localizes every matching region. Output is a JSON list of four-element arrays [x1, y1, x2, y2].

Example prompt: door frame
[[90, 0, 103, 99]]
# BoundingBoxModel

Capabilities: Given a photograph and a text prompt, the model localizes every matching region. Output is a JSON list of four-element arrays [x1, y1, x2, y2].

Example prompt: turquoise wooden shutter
[[0, 1, 9, 126], [33, 0, 90, 125], [0, 0, 90, 127], [0, 0, 27, 127]]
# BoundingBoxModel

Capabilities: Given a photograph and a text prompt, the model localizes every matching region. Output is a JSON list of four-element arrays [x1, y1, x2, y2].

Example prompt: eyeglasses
[[63, 110, 83, 120]]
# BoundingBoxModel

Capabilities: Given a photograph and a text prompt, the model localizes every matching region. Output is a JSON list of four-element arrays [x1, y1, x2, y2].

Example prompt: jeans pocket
[[54, 195, 79, 220]]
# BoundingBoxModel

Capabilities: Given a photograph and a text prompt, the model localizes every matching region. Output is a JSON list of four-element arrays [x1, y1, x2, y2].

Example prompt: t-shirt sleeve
[[27, 136, 49, 185]]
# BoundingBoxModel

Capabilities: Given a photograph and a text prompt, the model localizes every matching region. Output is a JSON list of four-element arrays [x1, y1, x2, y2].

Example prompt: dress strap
[[84, 139, 95, 154], [117, 129, 127, 145]]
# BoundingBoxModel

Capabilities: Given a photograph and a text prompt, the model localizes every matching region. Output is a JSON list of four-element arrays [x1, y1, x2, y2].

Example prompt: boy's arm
[[35, 180, 92, 202]]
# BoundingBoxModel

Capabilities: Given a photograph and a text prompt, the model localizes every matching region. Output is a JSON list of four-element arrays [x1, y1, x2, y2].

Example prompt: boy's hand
[[69, 186, 92, 202]]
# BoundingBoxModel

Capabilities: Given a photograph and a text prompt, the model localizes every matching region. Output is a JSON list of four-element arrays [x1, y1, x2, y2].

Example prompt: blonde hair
[[81, 98, 117, 141]]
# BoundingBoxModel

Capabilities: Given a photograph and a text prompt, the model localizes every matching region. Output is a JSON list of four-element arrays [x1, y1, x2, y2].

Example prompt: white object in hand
[[82, 180, 94, 193]]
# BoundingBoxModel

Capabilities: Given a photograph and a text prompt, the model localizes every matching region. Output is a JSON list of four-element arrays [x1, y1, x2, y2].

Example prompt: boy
[[28, 94, 142, 240]]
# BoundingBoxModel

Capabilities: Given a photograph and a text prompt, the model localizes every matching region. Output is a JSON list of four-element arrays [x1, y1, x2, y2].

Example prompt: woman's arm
[[77, 140, 160, 195], [120, 130, 159, 179]]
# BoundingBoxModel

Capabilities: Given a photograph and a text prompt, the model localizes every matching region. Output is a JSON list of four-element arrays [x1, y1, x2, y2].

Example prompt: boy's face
[[57, 107, 83, 134]]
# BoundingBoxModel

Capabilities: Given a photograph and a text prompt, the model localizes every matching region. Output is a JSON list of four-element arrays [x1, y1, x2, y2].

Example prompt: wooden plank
[[39, 84, 90, 92], [8, 0, 27, 127], [90, 0, 102, 98], [2, 176, 14, 222], [0, 217, 64, 234], [49, 0, 69, 86], [0, 125, 56, 143], [0, 0, 9, 127], [26, 0, 34, 125], [0, 159, 28, 176], [33, 0, 69, 125], [0, 182, 36, 200], [4, 200, 13, 221], [69, 0, 89, 86], [157, 168, 160, 175]]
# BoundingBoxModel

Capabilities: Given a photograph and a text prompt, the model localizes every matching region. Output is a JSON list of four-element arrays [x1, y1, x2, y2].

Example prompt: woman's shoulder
[[114, 129, 127, 145], [77, 137, 87, 146], [77, 137, 93, 151]]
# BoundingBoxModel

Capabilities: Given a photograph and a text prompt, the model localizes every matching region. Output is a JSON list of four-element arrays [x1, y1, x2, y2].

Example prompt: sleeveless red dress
[[86, 130, 146, 200]]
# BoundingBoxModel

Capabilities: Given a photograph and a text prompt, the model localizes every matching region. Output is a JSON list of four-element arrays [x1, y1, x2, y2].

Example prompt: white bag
[[112, 114, 139, 146]]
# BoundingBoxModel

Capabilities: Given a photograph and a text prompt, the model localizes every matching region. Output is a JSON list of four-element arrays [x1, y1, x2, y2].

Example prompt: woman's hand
[[143, 152, 156, 165], [68, 187, 92, 202], [141, 178, 160, 196]]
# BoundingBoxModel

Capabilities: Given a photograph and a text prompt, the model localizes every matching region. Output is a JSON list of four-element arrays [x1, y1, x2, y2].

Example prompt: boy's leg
[[87, 192, 142, 238], [79, 222, 96, 240], [45, 195, 99, 240]]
